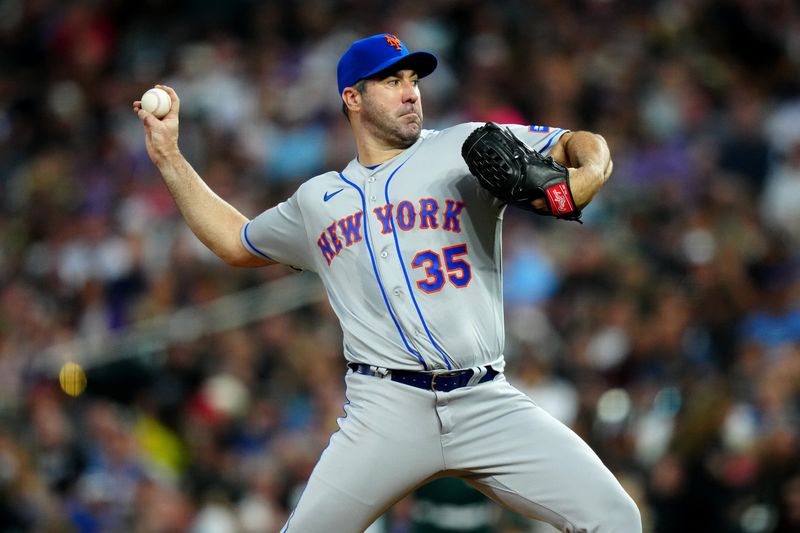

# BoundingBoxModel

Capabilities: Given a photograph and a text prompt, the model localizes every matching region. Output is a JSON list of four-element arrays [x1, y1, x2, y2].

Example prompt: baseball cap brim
[[347, 51, 438, 90]]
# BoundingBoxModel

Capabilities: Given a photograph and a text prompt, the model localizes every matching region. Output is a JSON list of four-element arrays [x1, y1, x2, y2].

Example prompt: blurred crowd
[[1, 0, 800, 531]]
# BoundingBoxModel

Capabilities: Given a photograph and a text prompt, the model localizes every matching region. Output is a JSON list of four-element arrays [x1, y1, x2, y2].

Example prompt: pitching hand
[[133, 84, 181, 166]]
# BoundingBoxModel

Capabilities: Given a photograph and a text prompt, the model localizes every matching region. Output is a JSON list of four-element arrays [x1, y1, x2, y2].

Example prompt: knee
[[597, 490, 641, 533], [562, 486, 642, 533]]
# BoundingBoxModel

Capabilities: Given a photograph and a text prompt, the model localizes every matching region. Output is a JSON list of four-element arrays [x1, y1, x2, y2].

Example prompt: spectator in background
[[0, 1, 799, 531], [410, 477, 499, 533], [760, 140, 800, 246]]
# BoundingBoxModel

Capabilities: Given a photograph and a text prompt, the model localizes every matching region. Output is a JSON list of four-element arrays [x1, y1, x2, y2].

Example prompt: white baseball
[[141, 87, 171, 118]]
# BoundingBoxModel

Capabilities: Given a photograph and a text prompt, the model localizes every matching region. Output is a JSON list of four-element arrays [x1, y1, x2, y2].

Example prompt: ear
[[342, 87, 362, 113]]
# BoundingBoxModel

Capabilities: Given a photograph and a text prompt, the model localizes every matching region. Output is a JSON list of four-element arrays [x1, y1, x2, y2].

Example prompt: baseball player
[[134, 34, 642, 532]]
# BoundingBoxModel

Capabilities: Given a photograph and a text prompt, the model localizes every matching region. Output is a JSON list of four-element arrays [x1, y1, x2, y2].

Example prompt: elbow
[[213, 241, 272, 268], [221, 252, 250, 267], [596, 134, 613, 182], [604, 157, 614, 182], [220, 249, 272, 268], [582, 132, 613, 182]]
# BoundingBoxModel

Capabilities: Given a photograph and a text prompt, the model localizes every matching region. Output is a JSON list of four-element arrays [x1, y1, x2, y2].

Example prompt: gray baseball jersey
[[242, 122, 565, 372], [240, 121, 642, 533]]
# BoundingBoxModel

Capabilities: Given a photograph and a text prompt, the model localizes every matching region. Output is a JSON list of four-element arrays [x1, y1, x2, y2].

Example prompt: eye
[[387, 79, 399, 87]]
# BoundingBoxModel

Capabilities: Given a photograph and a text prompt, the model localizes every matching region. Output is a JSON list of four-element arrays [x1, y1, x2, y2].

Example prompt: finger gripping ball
[[141, 87, 171, 118], [59, 362, 87, 397]]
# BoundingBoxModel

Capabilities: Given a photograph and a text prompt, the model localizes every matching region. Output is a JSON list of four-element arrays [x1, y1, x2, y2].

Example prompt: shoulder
[[423, 122, 567, 139], [293, 171, 343, 200], [415, 123, 489, 152], [423, 122, 568, 155], [421, 122, 486, 141]]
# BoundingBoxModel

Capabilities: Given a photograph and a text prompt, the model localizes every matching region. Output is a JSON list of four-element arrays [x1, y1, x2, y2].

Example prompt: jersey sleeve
[[503, 124, 568, 157], [241, 189, 315, 272]]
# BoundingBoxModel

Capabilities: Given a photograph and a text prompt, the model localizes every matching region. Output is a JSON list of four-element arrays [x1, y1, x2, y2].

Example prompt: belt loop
[[372, 365, 390, 378], [467, 365, 488, 386]]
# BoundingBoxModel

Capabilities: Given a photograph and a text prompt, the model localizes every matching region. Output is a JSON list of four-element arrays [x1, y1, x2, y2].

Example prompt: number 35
[[411, 244, 472, 294]]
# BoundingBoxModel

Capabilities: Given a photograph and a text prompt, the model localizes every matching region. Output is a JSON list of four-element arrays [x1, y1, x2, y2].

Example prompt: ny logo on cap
[[384, 34, 403, 50]]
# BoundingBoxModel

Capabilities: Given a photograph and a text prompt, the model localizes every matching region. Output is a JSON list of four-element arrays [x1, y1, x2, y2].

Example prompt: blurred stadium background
[[1, 0, 800, 531]]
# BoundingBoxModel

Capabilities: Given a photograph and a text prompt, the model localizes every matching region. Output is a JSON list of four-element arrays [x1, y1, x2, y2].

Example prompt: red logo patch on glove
[[545, 183, 576, 215]]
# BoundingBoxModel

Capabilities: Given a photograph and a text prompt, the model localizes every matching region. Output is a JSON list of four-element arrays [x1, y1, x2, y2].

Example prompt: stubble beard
[[361, 95, 423, 150]]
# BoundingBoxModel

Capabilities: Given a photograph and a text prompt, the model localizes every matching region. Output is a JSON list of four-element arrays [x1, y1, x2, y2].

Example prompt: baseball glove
[[461, 122, 582, 221]]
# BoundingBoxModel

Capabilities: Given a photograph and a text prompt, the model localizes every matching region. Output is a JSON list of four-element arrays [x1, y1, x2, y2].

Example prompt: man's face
[[359, 69, 423, 149]]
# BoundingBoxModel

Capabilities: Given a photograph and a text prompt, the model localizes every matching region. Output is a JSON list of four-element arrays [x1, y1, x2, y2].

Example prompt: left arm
[[548, 131, 613, 208]]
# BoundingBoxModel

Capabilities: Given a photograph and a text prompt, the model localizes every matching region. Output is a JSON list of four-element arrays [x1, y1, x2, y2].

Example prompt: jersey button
[[393, 289, 401, 296], [380, 251, 388, 258], [370, 195, 377, 202], [368, 177, 376, 183]]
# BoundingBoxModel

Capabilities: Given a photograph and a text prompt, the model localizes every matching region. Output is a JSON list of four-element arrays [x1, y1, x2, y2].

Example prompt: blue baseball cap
[[337, 33, 438, 95]]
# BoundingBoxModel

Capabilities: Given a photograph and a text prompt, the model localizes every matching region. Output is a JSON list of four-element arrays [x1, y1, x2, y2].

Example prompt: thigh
[[445, 377, 641, 533], [281, 372, 445, 533]]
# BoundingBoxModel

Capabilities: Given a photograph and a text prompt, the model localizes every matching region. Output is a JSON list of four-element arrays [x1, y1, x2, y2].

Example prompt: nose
[[401, 80, 418, 103]]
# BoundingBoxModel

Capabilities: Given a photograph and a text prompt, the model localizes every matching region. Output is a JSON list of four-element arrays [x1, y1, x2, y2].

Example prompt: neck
[[355, 135, 406, 167]]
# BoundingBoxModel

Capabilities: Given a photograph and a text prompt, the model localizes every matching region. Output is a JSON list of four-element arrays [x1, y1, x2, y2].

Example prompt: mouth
[[400, 111, 420, 123]]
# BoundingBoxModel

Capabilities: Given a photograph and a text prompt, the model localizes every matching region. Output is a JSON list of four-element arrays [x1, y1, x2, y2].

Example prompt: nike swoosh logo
[[324, 188, 344, 202]]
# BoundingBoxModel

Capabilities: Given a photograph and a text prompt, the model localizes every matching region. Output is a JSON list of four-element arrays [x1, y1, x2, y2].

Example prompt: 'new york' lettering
[[317, 197, 466, 266]]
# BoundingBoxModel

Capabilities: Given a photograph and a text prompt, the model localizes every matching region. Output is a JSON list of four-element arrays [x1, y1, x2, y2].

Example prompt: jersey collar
[[345, 130, 431, 179]]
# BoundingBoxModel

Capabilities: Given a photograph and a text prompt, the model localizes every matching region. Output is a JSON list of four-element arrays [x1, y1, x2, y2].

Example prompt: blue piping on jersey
[[384, 164, 454, 370], [242, 221, 277, 262], [281, 512, 295, 532], [337, 172, 428, 369], [540, 128, 563, 153]]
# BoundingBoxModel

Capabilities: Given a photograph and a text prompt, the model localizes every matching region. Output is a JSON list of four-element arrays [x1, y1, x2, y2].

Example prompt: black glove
[[461, 122, 581, 221]]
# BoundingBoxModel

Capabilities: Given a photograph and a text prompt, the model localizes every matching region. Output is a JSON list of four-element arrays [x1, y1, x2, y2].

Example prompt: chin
[[401, 125, 421, 145], [404, 117, 422, 132]]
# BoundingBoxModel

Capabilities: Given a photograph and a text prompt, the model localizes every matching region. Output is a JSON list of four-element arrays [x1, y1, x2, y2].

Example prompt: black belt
[[348, 363, 499, 392]]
